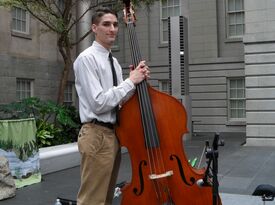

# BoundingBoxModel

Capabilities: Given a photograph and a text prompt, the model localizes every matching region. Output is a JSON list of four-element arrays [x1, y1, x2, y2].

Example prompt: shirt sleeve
[[74, 55, 135, 115]]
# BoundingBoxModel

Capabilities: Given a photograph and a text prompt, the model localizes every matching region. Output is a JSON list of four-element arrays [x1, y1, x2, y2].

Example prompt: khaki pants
[[77, 123, 121, 205]]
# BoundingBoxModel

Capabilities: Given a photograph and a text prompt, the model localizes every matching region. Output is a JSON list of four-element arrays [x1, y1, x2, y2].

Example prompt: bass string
[[128, 22, 161, 171], [127, 23, 155, 174], [127, 22, 173, 203], [128, 23, 167, 175], [127, 27, 166, 202], [134, 27, 175, 205]]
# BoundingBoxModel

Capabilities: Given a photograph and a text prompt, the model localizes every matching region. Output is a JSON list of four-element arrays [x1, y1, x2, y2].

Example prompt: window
[[64, 82, 75, 106], [226, 0, 245, 38], [12, 7, 30, 34], [160, 0, 180, 43], [159, 80, 170, 94], [16, 79, 33, 101], [228, 78, 245, 120]]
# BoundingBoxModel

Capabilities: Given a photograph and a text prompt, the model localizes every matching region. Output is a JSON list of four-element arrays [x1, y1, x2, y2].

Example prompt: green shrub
[[0, 97, 81, 148]]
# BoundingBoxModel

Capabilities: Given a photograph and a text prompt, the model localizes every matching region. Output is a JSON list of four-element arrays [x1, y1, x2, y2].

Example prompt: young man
[[73, 8, 149, 205]]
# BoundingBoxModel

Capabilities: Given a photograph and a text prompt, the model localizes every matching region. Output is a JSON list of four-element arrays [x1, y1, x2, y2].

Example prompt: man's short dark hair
[[92, 8, 118, 25]]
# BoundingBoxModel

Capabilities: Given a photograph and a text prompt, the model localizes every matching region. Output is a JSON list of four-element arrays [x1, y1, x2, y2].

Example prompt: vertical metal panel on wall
[[168, 16, 192, 139]]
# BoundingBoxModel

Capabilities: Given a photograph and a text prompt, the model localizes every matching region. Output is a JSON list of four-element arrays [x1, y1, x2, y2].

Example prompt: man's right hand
[[129, 61, 150, 85]]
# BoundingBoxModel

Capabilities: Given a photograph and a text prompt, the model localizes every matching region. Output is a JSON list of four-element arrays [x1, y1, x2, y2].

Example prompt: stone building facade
[[1, 0, 275, 145]]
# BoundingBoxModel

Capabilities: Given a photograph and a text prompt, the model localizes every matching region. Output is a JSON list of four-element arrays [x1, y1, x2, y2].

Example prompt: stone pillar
[[76, 0, 92, 54], [244, 0, 275, 146], [0, 156, 15, 200]]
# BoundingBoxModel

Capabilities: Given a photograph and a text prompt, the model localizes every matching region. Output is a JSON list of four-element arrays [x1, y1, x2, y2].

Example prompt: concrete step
[[221, 193, 269, 205], [39, 143, 80, 175], [39, 144, 129, 175]]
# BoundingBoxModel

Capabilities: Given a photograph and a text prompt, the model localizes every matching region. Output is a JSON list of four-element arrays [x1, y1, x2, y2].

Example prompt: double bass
[[116, 1, 222, 204]]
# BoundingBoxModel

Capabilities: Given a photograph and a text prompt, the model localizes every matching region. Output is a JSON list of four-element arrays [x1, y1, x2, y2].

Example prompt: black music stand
[[203, 133, 224, 205]]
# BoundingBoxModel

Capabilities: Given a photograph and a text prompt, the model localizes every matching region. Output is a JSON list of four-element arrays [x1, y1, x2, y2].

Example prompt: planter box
[[39, 143, 80, 175], [39, 143, 128, 175]]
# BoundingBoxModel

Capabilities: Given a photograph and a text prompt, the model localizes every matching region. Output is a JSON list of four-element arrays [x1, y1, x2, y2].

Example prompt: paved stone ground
[[1, 132, 275, 204]]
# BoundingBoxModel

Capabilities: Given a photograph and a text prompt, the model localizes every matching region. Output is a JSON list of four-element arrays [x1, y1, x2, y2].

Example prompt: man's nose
[[110, 24, 117, 31]]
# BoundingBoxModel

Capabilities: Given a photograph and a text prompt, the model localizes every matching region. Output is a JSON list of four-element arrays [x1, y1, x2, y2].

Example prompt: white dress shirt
[[73, 41, 135, 124]]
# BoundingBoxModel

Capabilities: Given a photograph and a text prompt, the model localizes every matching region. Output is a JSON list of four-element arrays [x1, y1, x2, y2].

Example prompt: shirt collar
[[93, 41, 111, 60]]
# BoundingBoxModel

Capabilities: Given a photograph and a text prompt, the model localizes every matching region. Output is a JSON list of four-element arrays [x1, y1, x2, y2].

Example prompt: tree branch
[[67, 0, 99, 33], [71, 29, 92, 46], [52, 0, 63, 16], [34, 0, 60, 19], [19, 0, 58, 32], [63, 0, 71, 22]]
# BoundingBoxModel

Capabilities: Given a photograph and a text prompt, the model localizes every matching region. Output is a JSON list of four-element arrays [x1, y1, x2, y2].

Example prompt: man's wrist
[[125, 78, 136, 88]]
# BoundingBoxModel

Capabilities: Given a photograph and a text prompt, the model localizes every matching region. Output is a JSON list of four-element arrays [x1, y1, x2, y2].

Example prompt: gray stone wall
[[5, 0, 275, 142], [0, 54, 70, 104], [189, 0, 219, 59], [190, 58, 245, 133], [112, 0, 246, 134], [115, 3, 172, 89], [244, 0, 275, 145], [188, 0, 245, 133], [0, 7, 74, 105]]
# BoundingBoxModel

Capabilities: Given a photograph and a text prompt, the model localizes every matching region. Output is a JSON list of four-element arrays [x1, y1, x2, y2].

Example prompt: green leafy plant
[[36, 121, 58, 147], [0, 97, 81, 148]]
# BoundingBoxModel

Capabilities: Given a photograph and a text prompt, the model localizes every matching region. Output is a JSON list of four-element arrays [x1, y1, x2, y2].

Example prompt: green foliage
[[0, 97, 81, 148], [36, 120, 58, 147], [0, 140, 13, 151], [131, 0, 156, 7], [0, 0, 66, 34], [0, 0, 21, 7]]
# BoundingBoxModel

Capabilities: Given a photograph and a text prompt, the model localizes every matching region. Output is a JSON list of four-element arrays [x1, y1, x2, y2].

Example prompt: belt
[[89, 119, 114, 130]]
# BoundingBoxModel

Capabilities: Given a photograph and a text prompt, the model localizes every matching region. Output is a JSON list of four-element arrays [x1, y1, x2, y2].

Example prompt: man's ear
[[91, 24, 97, 33]]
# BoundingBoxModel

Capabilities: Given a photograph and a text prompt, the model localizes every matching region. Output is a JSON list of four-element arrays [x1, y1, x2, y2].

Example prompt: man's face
[[92, 13, 118, 49]]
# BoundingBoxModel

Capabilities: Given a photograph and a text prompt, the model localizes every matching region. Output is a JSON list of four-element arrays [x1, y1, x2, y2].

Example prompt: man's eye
[[103, 23, 111, 26], [102, 22, 118, 27]]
